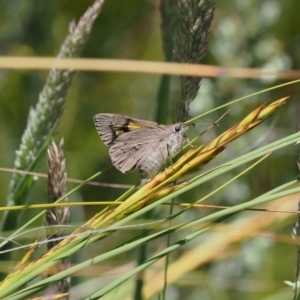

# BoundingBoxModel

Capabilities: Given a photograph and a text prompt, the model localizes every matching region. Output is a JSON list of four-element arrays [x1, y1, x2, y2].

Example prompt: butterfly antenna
[[197, 110, 229, 137]]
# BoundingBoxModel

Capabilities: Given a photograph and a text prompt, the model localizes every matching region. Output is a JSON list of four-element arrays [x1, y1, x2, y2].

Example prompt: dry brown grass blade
[[1, 57, 300, 80]]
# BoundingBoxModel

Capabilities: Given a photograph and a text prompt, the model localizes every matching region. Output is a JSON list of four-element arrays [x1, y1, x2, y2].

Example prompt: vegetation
[[0, 0, 300, 299]]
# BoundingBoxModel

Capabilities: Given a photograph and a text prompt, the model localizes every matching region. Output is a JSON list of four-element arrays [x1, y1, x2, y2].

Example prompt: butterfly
[[94, 113, 189, 185]]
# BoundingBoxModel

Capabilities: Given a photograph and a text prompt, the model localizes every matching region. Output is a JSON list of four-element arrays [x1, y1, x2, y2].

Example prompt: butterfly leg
[[187, 138, 195, 148], [183, 135, 195, 148]]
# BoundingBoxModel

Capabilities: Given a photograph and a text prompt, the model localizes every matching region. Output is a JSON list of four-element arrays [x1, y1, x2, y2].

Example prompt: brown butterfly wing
[[108, 126, 166, 173], [94, 113, 125, 146], [93, 113, 163, 146], [94, 113, 168, 173]]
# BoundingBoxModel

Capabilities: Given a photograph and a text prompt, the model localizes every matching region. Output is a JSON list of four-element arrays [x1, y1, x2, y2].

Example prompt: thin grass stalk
[[45, 139, 70, 299], [1, 132, 300, 298], [0, 0, 104, 273], [89, 185, 300, 298], [292, 143, 300, 300], [160, 2, 215, 297], [135, 2, 179, 298], [5, 178, 300, 299]]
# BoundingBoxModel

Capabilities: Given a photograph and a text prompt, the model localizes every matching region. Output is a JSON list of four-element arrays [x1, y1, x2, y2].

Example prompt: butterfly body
[[94, 113, 189, 184]]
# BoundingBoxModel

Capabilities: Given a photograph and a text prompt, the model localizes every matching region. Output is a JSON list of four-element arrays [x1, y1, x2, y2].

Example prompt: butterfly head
[[173, 123, 189, 136]]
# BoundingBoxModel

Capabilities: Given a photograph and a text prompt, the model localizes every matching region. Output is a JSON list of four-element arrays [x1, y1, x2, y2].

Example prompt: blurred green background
[[0, 0, 300, 299]]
